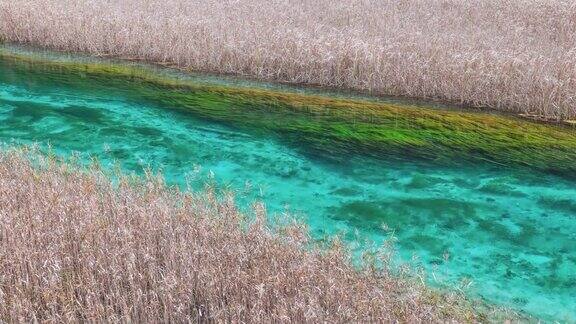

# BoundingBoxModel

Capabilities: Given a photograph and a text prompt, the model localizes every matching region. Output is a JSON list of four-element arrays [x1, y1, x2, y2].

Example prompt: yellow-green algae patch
[[2, 47, 576, 176]]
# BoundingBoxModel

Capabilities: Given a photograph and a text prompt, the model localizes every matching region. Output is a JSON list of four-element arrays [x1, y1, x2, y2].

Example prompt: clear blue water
[[0, 51, 575, 321]]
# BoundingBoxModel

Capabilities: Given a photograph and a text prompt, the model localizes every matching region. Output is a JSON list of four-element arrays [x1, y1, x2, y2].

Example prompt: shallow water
[[1, 48, 575, 321]]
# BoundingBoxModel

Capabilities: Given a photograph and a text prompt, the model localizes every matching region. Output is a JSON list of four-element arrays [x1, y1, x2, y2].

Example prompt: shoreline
[[0, 145, 514, 322], [2, 0, 574, 119], [5, 42, 575, 128]]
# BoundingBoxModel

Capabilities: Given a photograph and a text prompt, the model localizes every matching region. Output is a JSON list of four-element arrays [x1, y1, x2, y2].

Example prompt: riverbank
[[0, 146, 498, 322], [1, 0, 575, 119]]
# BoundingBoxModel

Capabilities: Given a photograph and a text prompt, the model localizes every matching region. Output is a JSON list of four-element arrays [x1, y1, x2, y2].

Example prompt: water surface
[[0, 47, 575, 321]]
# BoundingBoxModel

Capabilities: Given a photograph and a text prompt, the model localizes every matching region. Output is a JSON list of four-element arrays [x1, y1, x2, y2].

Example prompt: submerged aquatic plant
[[0, 146, 492, 322], [2, 48, 576, 177]]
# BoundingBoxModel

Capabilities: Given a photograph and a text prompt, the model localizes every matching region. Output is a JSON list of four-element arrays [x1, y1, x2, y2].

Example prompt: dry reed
[[0, 146, 485, 322], [0, 0, 575, 119], [0, 146, 489, 322]]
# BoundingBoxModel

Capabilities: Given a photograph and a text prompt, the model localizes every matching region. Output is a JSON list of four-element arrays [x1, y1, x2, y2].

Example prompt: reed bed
[[1, 0, 575, 119], [0, 146, 487, 322]]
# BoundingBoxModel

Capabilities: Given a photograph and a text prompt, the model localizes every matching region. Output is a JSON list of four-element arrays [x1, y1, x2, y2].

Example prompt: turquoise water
[[1, 52, 575, 321]]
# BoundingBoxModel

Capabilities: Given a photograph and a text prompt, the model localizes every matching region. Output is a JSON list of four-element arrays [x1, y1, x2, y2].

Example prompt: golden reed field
[[0, 147, 494, 322], [1, 0, 575, 119]]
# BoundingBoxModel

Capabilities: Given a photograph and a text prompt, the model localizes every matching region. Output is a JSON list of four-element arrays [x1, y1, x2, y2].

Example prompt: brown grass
[[1, 0, 575, 119], [0, 146, 487, 322]]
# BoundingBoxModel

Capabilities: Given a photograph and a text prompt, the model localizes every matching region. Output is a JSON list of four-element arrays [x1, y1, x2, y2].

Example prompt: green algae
[[538, 197, 576, 215], [478, 179, 527, 197], [2, 47, 576, 177], [404, 173, 446, 190]]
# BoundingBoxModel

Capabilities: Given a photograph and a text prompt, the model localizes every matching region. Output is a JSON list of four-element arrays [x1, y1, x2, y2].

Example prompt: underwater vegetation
[[2, 47, 576, 178], [0, 147, 489, 322]]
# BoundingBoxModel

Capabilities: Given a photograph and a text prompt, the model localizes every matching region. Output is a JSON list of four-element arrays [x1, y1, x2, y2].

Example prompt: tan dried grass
[[0, 146, 485, 322], [1, 0, 575, 119]]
